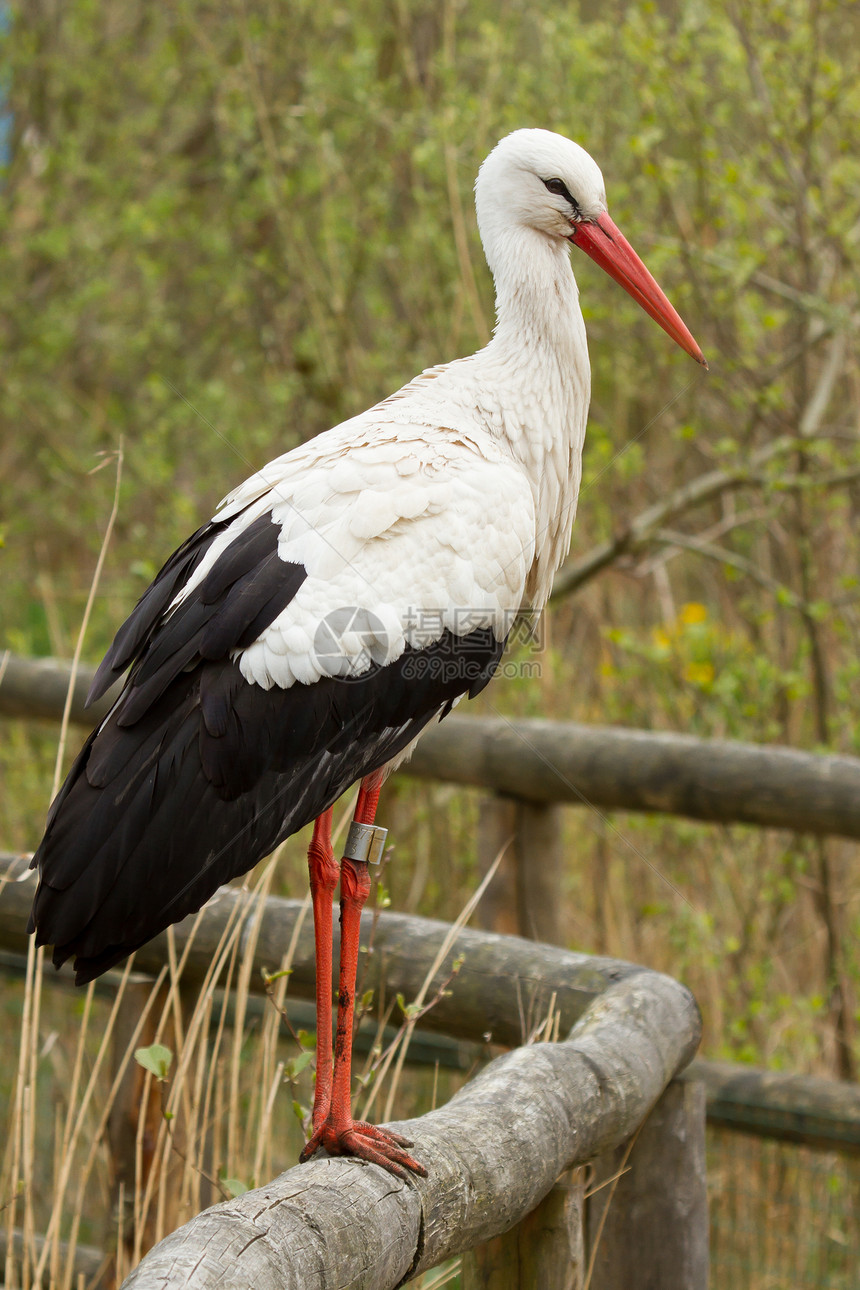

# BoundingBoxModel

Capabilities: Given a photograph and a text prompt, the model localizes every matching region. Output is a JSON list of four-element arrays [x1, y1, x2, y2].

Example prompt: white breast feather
[[178, 417, 536, 692]]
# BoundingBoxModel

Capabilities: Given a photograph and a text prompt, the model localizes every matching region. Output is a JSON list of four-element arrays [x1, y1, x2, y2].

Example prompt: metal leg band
[[344, 821, 388, 866]]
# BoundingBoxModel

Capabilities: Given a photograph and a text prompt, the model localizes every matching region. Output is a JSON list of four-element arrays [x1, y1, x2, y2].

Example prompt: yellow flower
[[684, 662, 715, 686], [652, 627, 672, 649], [679, 602, 708, 626]]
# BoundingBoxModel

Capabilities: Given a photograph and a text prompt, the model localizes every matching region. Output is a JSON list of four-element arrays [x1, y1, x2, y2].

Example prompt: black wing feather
[[30, 502, 506, 985], [30, 632, 504, 983], [86, 512, 247, 704], [111, 515, 306, 725]]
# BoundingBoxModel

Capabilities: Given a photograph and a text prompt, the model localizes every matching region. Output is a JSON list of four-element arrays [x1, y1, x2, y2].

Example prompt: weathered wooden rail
[[0, 852, 687, 1052], [121, 999, 704, 1288], [3, 880, 858, 1159], [3, 841, 859, 1284], [1, 853, 704, 1287]]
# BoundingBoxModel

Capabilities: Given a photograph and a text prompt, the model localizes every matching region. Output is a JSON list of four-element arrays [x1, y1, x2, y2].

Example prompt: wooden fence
[[1, 851, 704, 1288], [4, 652, 860, 1284], [4, 848, 858, 1286], [4, 652, 860, 840]]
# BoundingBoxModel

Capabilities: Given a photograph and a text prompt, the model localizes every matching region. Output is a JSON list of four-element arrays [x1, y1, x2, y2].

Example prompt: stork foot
[[300, 1117, 426, 1180]]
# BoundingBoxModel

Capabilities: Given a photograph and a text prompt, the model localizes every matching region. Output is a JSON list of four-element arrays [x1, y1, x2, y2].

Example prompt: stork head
[[476, 128, 706, 367]]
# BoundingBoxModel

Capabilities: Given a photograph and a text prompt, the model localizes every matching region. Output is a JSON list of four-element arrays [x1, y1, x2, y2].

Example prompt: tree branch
[[550, 436, 797, 601], [651, 526, 811, 613]]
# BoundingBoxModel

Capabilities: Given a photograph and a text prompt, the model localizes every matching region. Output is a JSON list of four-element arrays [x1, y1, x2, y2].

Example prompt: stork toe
[[300, 1119, 426, 1179]]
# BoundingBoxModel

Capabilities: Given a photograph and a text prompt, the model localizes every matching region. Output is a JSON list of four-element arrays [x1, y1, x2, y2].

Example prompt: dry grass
[[707, 1128, 860, 1290], [0, 854, 481, 1288]]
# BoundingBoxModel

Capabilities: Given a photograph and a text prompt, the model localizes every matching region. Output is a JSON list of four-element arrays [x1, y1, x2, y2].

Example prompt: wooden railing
[[1, 852, 704, 1288], [5, 652, 860, 1284], [121, 1002, 704, 1288], [5, 843, 858, 1286]]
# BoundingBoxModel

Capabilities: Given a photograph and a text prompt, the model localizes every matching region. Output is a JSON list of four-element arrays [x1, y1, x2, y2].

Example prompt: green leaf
[[285, 1051, 313, 1080], [134, 1043, 173, 1081], [222, 1177, 249, 1198]]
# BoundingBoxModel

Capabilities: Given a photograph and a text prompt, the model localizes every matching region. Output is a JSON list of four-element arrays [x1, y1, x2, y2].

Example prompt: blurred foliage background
[[2, 0, 860, 1090]]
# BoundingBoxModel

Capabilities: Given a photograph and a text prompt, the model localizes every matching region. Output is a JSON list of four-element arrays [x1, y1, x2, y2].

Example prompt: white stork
[[29, 129, 705, 1179]]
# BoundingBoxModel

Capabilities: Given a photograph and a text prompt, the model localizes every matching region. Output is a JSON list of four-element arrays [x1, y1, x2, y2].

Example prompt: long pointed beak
[[570, 213, 707, 367]]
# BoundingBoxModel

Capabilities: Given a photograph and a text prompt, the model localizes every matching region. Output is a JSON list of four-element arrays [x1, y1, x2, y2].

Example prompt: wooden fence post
[[586, 1078, 708, 1289], [477, 795, 564, 945], [461, 1166, 586, 1289]]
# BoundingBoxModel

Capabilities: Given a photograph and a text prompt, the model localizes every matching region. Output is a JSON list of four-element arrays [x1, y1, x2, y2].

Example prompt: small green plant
[[134, 1043, 174, 1082]]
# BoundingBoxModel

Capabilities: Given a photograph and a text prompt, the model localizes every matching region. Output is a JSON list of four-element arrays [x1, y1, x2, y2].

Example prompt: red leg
[[300, 773, 426, 1179], [354, 767, 384, 826], [306, 808, 337, 1132]]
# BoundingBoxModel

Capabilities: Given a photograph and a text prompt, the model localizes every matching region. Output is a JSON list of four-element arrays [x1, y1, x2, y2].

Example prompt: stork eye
[[543, 176, 581, 216], [542, 177, 569, 199]]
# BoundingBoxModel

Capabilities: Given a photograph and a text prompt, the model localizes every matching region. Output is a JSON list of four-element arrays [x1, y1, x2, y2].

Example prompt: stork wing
[[30, 422, 535, 982]]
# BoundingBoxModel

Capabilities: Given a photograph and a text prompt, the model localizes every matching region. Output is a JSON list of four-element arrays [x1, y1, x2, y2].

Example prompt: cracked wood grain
[[120, 973, 699, 1288]]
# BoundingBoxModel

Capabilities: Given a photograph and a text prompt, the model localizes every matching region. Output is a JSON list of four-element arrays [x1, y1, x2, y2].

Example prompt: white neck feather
[[380, 209, 593, 611], [473, 224, 591, 607], [483, 226, 588, 397]]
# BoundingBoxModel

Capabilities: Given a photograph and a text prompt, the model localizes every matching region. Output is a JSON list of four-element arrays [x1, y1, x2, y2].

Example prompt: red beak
[[570, 213, 707, 368]]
